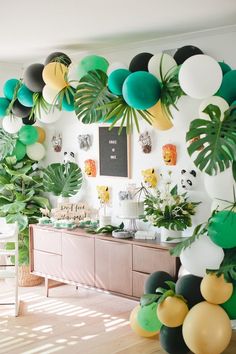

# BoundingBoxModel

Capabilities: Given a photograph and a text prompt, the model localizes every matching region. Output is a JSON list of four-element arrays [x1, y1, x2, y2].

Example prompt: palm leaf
[[207, 248, 236, 282], [74, 70, 115, 124], [0, 129, 17, 160], [30, 93, 50, 119], [43, 162, 83, 197], [186, 104, 236, 175]]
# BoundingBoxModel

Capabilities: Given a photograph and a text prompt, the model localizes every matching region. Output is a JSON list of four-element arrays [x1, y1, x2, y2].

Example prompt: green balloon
[[0, 97, 10, 118], [17, 84, 34, 107], [10, 141, 26, 161], [221, 284, 236, 319], [3, 79, 20, 100], [208, 210, 236, 248], [77, 55, 109, 80], [62, 88, 75, 112], [216, 70, 236, 104], [137, 302, 162, 332], [218, 61, 231, 76], [18, 126, 39, 145]]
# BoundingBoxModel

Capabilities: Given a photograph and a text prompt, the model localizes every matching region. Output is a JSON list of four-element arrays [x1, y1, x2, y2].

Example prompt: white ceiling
[[1, 0, 236, 63]]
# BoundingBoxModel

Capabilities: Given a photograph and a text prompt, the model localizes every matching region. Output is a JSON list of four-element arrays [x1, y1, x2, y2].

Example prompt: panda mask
[[181, 169, 197, 190]]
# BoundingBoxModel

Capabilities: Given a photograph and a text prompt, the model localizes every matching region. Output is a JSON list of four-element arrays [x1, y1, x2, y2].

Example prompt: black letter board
[[99, 127, 130, 177]]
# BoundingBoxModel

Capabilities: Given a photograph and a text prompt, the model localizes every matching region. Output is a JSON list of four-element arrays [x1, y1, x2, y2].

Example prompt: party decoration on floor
[[26, 142, 46, 161], [42, 62, 68, 91], [35, 126, 46, 143], [216, 69, 236, 104], [138, 131, 152, 153], [45, 51, 72, 67], [23, 63, 45, 92], [174, 45, 203, 65], [2, 115, 22, 134], [129, 305, 159, 338], [108, 69, 131, 96], [144, 271, 174, 294], [142, 168, 158, 188], [18, 125, 39, 145], [11, 99, 31, 118], [78, 134, 92, 151], [208, 210, 236, 249], [182, 302, 232, 354], [0, 97, 10, 117], [199, 95, 229, 120], [160, 325, 190, 354], [148, 53, 177, 81], [63, 151, 76, 164], [17, 84, 34, 107], [10, 140, 26, 161], [129, 52, 153, 72], [200, 273, 233, 305], [122, 71, 161, 110], [221, 284, 236, 319], [52, 132, 62, 152], [84, 159, 96, 177], [180, 169, 197, 190], [96, 185, 110, 204], [3, 78, 20, 100], [77, 55, 109, 80], [176, 274, 204, 308], [148, 101, 173, 130], [137, 302, 162, 332], [179, 55, 222, 99], [186, 104, 236, 176], [162, 144, 177, 165]]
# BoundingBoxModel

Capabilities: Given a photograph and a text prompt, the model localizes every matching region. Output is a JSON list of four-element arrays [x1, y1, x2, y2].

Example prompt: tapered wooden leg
[[45, 277, 49, 297]]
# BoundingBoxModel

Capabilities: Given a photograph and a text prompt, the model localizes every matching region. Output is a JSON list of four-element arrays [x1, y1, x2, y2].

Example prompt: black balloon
[[22, 115, 36, 125], [176, 274, 204, 308], [160, 325, 190, 354], [12, 100, 32, 118], [45, 52, 72, 67], [144, 271, 173, 294], [129, 52, 153, 72], [174, 45, 203, 65], [24, 63, 45, 92]]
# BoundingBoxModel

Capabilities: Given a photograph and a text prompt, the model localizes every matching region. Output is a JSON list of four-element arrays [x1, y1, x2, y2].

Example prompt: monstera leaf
[[0, 129, 17, 160], [186, 104, 236, 175], [43, 162, 83, 197], [74, 70, 115, 124]]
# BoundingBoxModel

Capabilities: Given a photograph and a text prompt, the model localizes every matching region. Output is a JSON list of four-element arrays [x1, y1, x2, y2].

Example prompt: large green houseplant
[[0, 156, 50, 284]]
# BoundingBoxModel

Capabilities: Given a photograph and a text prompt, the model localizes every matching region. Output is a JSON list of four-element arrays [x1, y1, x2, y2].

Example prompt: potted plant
[[43, 162, 83, 204], [141, 176, 199, 242], [0, 156, 51, 286]]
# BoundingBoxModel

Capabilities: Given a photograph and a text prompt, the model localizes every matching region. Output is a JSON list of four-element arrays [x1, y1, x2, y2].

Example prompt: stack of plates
[[112, 230, 133, 239]]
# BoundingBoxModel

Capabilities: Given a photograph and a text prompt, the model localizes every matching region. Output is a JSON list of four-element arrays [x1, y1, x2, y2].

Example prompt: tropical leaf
[[0, 201, 26, 214], [233, 160, 236, 183], [186, 104, 236, 175], [0, 129, 18, 160], [74, 70, 115, 124], [30, 93, 50, 119], [207, 247, 236, 282], [140, 294, 159, 307], [43, 162, 83, 197], [6, 213, 28, 232], [31, 196, 51, 209]]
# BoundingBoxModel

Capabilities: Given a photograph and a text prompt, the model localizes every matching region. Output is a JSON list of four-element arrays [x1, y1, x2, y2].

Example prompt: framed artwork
[[99, 127, 131, 178]]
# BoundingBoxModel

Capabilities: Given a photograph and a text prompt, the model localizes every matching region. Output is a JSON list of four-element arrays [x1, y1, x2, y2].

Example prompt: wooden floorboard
[[0, 281, 235, 354]]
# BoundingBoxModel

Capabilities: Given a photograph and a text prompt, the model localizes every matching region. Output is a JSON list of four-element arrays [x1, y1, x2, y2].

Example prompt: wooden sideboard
[[29, 225, 180, 299]]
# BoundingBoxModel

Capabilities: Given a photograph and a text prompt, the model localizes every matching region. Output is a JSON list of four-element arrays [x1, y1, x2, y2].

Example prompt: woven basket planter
[[18, 265, 43, 287]]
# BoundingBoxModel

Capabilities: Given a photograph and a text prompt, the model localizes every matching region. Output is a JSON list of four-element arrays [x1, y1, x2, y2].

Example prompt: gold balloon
[[201, 273, 233, 305], [183, 301, 232, 354], [42, 62, 68, 90], [157, 296, 189, 328], [129, 305, 159, 338], [148, 101, 173, 131], [35, 126, 46, 143]]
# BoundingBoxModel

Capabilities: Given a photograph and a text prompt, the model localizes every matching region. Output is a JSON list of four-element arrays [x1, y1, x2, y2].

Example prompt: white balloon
[[187, 191, 212, 225], [42, 85, 60, 105], [171, 95, 202, 131], [2, 116, 22, 134], [26, 143, 46, 161], [148, 53, 177, 81], [178, 265, 190, 278], [107, 62, 128, 76], [180, 234, 224, 277], [37, 108, 62, 124], [179, 55, 222, 99], [204, 168, 236, 201], [199, 96, 229, 120]]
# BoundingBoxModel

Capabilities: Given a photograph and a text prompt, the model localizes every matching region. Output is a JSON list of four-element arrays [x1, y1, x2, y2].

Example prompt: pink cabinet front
[[34, 250, 62, 277], [61, 233, 95, 286]]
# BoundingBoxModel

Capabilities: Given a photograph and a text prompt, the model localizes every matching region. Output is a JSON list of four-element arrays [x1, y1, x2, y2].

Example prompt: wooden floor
[[0, 281, 235, 354]]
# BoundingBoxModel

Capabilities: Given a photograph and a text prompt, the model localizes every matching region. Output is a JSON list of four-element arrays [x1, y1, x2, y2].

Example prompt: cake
[[118, 200, 144, 218]]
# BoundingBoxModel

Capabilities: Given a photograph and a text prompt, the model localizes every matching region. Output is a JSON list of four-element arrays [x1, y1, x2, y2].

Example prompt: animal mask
[[96, 185, 110, 204], [142, 168, 158, 188], [84, 159, 96, 177], [162, 144, 177, 166], [139, 131, 152, 154], [78, 134, 92, 151], [181, 169, 197, 190], [52, 132, 62, 152], [64, 151, 76, 164]]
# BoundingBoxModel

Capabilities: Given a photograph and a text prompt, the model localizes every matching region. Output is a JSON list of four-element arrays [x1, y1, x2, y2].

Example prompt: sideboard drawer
[[33, 250, 62, 277], [133, 245, 176, 276], [132, 271, 149, 298], [33, 228, 62, 255]]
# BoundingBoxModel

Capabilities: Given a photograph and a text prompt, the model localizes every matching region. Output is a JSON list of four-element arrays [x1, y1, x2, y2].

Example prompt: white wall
[[31, 30, 236, 232]]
